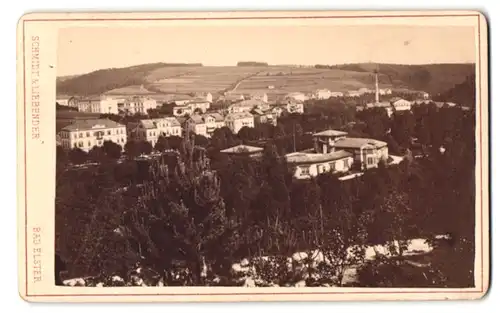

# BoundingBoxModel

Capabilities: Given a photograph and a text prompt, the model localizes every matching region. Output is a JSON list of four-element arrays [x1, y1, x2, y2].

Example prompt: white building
[[312, 130, 389, 170], [58, 119, 127, 152], [228, 99, 268, 114], [330, 91, 344, 98], [186, 113, 225, 137], [225, 112, 255, 134], [379, 88, 392, 95], [285, 150, 354, 179], [285, 92, 306, 102], [119, 97, 158, 115], [314, 89, 332, 100], [128, 117, 182, 147], [391, 97, 413, 112], [77, 96, 119, 114], [286, 99, 304, 114]]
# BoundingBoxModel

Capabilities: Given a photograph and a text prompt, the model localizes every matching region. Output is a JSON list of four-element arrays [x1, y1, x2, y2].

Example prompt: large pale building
[[76, 96, 119, 114], [228, 99, 268, 114], [186, 113, 225, 137], [58, 119, 127, 152], [314, 89, 332, 100], [118, 97, 158, 115], [225, 112, 255, 134], [285, 150, 353, 179], [286, 99, 304, 114], [313, 130, 389, 170], [128, 117, 182, 147]]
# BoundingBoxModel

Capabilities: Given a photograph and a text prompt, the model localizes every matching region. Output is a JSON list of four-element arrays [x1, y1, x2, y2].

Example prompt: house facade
[[228, 99, 268, 114], [330, 91, 344, 98], [119, 97, 158, 115], [128, 117, 182, 147], [252, 108, 278, 126], [391, 98, 413, 111], [286, 99, 304, 114], [285, 92, 306, 102], [186, 113, 225, 137], [332, 137, 389, 170], [225, 112, 255, 134], [77, 97, 119, 114], [314, 89, 331, 100], [58, 119, 127, 152], [56, 96, 78, 107], [285, 150, 354, 179]]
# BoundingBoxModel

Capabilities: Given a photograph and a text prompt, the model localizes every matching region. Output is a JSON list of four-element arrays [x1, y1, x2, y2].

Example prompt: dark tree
[[68, 148, 87, 165], [154, 136, 169, 152], [102, 140, 123, 160], [124, 140, 141, 159]]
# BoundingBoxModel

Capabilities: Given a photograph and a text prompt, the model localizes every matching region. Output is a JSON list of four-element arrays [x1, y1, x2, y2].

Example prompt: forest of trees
[[56, 102, 475, 287], [237, 61, 269, 67]]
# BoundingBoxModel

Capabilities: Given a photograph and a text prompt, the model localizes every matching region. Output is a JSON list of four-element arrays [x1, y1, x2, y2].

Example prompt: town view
[[55, 26, 477, 288]]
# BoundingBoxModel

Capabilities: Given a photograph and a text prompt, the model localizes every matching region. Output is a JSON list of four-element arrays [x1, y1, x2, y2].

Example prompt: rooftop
[[285, 150, 352, 165], [220, 144, 264, 154], [225, 112, 254, 121], [333, 137, 387, 149], [232, 99, 267, 108], [312, 130, 348, 137], [61, 119, 125, 132]]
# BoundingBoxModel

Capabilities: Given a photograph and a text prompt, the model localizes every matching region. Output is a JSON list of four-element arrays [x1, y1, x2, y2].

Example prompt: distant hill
[[57, 63, 203, 96], [434, 75, 475, 107], [57, 62, 475, 97], [332, 63, 475, 95]]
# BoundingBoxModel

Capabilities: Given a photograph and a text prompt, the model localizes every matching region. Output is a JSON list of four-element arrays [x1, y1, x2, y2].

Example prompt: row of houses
[[219, 129, 389, 180], [57, 95, 160, 115]]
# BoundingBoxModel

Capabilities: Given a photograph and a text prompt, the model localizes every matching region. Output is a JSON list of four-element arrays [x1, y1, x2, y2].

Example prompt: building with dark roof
[[285, 150, 353, 179], [220, 144, 264, 159]]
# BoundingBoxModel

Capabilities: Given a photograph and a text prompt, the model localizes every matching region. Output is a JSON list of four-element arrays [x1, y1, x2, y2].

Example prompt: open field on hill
[[57, 63, 475, 101]]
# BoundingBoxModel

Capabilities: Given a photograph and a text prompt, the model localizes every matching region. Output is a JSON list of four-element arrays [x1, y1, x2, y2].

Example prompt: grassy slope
[[56, 62, 475, 99]]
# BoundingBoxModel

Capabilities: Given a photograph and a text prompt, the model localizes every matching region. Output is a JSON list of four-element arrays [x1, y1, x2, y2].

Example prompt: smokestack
[[375, 71, 380, 103]]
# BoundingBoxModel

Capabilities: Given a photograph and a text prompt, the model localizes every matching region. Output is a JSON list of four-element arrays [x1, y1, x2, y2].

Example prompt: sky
[[57, 25, 476, 76]]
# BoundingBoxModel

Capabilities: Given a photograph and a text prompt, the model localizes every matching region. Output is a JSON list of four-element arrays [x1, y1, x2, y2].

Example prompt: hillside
[[56, 62, 475, 98], [434, 75, 475, 107]]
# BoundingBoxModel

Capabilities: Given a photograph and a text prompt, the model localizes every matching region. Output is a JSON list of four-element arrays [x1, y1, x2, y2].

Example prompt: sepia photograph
[[18, 11, 489, 302]]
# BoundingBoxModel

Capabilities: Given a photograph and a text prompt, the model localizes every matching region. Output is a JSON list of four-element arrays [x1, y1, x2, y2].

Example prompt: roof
[[315, 89, 330, 93], [366, 101, 392, 108], [203, 112, 224, 122], [225, 112, 254, 121], [220, 145, 264, 154], [287, 92, 305, 96], [189, 115, 204, 124], [140, 120, 157, 129], [152, 117, 181, 127], [333, 137, 387, 149], [232, 99, 266, 108], [285, 150, 352, 165], [312, 130, 348, 137], [187, 99, 210, 104], [61, 119, 125, 132], [172, 94, 194, 101]]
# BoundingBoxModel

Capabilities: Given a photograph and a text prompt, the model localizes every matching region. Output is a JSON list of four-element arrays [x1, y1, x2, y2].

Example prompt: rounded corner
[[475, 11, 489, 28], [18, 290, 32, 303]]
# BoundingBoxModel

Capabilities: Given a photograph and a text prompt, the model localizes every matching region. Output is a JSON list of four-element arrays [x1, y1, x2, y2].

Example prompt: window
[[343, 159, 349, 169], [78, 141, 84, 148], [318, 164, 326, 174], [107, 130, 111, 135], [73, 143, 77, 148], [86, 132, 90, 137], [299, 166, 309, 176], [88, 141, 91, 147], [78, 132, 83, 138], [98, 140, 102, 146]]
